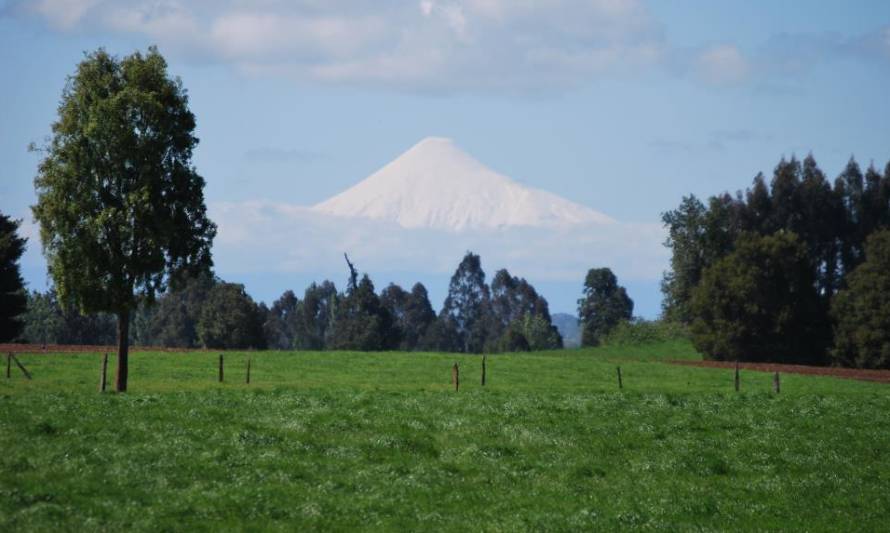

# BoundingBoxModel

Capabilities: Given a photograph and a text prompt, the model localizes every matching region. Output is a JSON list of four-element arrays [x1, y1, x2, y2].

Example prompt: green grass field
[[2, 341, 889, 531]]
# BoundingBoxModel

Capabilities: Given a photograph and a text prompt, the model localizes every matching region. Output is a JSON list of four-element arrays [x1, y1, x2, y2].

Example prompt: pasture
[[2, 342, 889, 531]]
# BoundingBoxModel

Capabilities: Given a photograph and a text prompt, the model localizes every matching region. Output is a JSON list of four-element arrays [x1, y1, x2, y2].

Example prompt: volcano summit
[[312, 137, 613, 232]]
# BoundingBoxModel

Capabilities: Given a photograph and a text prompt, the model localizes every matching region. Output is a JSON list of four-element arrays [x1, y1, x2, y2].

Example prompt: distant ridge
[[552, 313, 581, 348], [312, 137, 613, 232]]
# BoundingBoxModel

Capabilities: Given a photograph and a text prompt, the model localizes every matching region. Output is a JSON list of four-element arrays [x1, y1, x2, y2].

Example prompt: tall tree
[[768, 157, 802, 231], [381, 282, 436, 351], [328, 274, 395, 351], [264, 290, 300, 349], [660, 195, 707, 323], [0, 212, 27, 342], [836, 157, 865, 275], [149, 272, 216, 348], [197, 282, 266, 350], [295, 281, 337, 350], [831, 230, 890, 369], [690, 232, 827, 364], [578, 267, 633, 347], [490, 268, 561, 351], [404, 283, 437, 350], [32, 48, 216, 391], [798, 154, 843, 298], [439, 252, 492, 353]]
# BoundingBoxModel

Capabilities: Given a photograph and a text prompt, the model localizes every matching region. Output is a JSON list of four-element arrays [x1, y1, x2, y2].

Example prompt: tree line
[[10, 252, 575, 353], [663, 155, 890, 368]]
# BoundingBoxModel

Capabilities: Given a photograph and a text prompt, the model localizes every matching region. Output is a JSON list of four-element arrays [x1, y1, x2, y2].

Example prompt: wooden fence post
[[773, 372, 780, 394], [481, 355, 486, 386], [99, 353, 108, 393], [452, 362, 459, 392], [734, 361, 740, 392], [246, 358, 251, 385], [5, 352, 10, 379], [11, 354, 31, 380], [219, 354, 224, 383], [617, 366, 623, 389]]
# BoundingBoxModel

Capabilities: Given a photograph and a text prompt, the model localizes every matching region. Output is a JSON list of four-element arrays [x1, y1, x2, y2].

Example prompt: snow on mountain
[[311, 137, 614, 231]]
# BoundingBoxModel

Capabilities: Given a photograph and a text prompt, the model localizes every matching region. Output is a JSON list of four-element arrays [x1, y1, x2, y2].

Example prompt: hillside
[[552, 312, 581, 347]]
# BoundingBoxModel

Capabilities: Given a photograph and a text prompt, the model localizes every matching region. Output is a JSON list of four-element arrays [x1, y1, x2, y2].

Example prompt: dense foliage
[[0, 212, 27, 342], [831, 230, 890, 368], [197, 282, 266, 350], [577, 267, 633, 346], [663, 155, 890, 365], [20, 290, 117, 346], [14, 252, 567, 353], [32, 47, 216, 390], [689, 232, 827, 363]]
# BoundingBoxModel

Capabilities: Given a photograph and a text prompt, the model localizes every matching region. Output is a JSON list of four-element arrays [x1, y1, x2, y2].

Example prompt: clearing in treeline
[[2, 340, 889, 531]]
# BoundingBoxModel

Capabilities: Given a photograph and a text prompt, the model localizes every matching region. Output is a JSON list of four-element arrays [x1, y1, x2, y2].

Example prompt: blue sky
[[2, 1, 890, 318]]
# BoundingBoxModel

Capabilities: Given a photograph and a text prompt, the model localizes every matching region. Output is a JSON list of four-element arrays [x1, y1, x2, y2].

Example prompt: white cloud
[[208, 201, 667, 284], [21, 1, 886, 90], [26, 0, 102, 29], [16, 0, 665, 91]]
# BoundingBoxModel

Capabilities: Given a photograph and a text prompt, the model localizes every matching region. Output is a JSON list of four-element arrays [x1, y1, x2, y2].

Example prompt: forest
[[662, 155, 890, 368], [6, 248, 633, 355]]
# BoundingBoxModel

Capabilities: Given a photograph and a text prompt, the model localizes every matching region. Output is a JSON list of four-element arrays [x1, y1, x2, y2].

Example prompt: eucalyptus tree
[[32, 47, 216, 391]]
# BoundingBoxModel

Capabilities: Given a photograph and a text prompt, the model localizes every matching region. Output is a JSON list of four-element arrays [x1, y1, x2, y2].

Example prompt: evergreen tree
[[836, 157, 865, 275], [798, 155, 843, 298], [197, 282, 265, 349], [831, 230, 890, 368], [439, 252, 492, 353], [660, 195, 708, 323], [768, 157, 802, 231], [295, 281, 337, 350], [578, 268, 633, 346], [149, 272, 216, 348], [20, 291, 61, 345], [517, 312, 563, 351], [381, 282, 436, 351], [490, 269, 561, 351], [0, 212, 27, 342], [690, 232, 827, 364], [19, 290, 116, 345], [264, 290, 300, 349], [744, 173, 772, 234], [32, 48, 216, 391], [328, 274, 395, 351]]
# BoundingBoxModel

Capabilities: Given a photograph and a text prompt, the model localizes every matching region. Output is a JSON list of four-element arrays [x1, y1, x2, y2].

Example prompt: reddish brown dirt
[[0, 343, 203, 355], [670, 359, 890, 384]]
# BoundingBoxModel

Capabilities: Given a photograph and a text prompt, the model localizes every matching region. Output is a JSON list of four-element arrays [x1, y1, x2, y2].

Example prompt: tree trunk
[[115, 309, 130, 392]]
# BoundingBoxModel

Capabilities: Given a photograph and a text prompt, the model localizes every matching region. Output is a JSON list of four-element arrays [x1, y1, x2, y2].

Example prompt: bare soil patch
[[671, 359, 890, 384], [0, 343, 199, 355]]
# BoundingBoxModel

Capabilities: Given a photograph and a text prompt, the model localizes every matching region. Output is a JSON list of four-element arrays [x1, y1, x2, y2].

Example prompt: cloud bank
[[13, 1, 889, 91], [209, 201, 667, 286]]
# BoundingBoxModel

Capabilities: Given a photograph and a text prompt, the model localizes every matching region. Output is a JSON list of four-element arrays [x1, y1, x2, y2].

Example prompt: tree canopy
[[32, 47, 216, 390], [689, 232, 826, 364], [578, 267, 633, 347], [0, 212, 27, 342], [831, 230, 890, 368], [439, 252, 492, 353], [662, 154, 890, 365]]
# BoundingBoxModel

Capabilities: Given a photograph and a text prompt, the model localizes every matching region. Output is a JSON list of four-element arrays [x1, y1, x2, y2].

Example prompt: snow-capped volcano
[[311, 137, 613, 231]]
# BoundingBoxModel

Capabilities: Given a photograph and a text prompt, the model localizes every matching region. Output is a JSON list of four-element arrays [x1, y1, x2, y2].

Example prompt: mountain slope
[[552, 313, 581, 348], [311, 137, 613, 232]]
